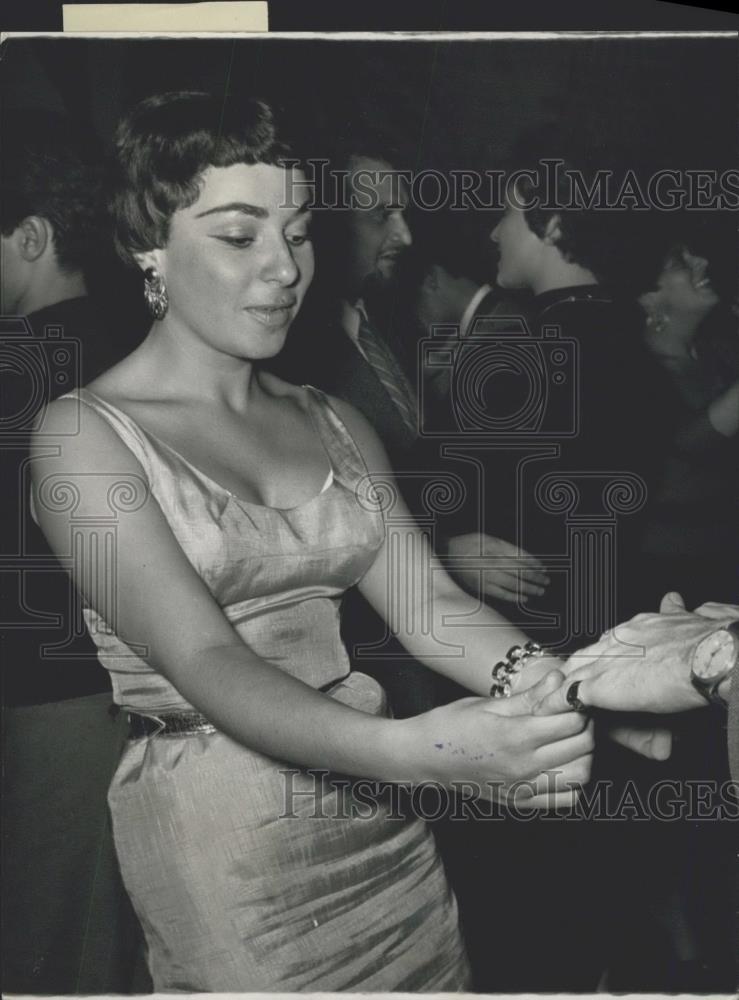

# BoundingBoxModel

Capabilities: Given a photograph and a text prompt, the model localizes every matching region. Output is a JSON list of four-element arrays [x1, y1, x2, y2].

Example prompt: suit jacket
[[419, 287, 534, 541], [422, 287, 531, 401], [318, 316, 418, 464], [417, 284, 677, 648]]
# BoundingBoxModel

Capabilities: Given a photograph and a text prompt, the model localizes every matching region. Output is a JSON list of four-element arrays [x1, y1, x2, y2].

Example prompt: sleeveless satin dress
[[57, 386, 470, 992]]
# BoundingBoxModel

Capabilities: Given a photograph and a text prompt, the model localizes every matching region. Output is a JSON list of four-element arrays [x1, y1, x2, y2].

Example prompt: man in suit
[[320, 146, 417, 457], [2, 110, 146, 993], [489, 148, 676, 639], [409, 211, 551, 610], [300, 144, 437, 716]]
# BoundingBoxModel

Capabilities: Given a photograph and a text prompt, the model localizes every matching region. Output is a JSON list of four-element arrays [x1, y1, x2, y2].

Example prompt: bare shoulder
[[30, 393, 145, 479], [32, 394, 84, 438]]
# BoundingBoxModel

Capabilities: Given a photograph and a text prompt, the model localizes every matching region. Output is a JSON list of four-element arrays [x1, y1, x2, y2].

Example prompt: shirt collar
[[534, 284, 609, 315], [458, 283, 492, 339], [341, 298, 369, 345]]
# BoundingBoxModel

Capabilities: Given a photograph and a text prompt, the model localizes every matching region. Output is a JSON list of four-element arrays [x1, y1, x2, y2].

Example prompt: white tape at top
[[62, 2, 269, 33]]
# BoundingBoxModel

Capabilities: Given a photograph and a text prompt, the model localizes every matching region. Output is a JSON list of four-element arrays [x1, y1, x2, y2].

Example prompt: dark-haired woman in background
[[29, 91, 594, 992], [637, 216, 739, 606]]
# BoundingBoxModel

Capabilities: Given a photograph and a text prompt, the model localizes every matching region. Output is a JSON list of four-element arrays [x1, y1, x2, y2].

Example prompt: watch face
[[693, 628, 738, 682]]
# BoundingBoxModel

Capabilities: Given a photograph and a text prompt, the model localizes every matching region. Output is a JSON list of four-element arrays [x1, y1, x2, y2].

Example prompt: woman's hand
[[508, 652, 568, 695], [445, 532, 550, 603], [399, 671, 594, 811]]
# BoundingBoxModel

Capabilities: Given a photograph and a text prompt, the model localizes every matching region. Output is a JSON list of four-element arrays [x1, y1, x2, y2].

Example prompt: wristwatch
[[690, 620, 739, 707]]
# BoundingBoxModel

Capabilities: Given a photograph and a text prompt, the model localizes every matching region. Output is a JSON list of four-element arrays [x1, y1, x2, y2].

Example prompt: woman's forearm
[[170, 642, 420, 783], [169, 641, 591, 806], [390, 567, 561, 696]]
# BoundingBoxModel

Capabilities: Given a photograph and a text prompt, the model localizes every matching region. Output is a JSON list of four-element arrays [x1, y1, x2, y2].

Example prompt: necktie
[[357, 314, 418, 439]]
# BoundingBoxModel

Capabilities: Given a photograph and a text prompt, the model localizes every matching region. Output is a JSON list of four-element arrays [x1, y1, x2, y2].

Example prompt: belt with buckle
[[127, 674, 353, 739], [128, 710, 218, 739]]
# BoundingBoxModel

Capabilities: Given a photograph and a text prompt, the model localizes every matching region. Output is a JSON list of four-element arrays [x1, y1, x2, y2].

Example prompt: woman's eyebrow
[[195, 202, 268, 219], [288, 200, 312, 219]]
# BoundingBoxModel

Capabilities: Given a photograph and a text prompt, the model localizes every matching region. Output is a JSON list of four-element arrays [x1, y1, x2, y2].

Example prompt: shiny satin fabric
[[55, 386, 470, 992]]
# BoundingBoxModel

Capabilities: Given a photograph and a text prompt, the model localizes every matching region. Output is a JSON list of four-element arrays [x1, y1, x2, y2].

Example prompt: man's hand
[[691, 598, 739, 621], [534, 592, 739, 718], [445, 533, 549, 603]]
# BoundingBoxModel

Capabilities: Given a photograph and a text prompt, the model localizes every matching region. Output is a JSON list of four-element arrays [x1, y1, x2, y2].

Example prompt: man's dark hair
[[1, 110, 103, 274], [508, 123, 630, 285], [109, 91, 297, 267], [326, 113, 410, 181]]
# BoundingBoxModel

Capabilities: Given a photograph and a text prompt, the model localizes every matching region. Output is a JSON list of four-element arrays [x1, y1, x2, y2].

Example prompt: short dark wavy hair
[[110, 91, 297, 267], [507, 123, 633, 286], [514, 166, 624, 285], [1, 110, 103, 274]]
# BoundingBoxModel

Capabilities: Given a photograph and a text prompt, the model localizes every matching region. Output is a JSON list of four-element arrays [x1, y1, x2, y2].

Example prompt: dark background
[[1, 0, 737, 32], [2, 34, 736, 179]]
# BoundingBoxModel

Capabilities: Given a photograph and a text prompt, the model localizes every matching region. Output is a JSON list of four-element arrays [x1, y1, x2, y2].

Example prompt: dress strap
[[302, 385, 375, 489]]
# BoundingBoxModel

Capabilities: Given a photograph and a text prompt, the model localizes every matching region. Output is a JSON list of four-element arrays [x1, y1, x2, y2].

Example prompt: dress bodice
[[52, 386, 385, 712]]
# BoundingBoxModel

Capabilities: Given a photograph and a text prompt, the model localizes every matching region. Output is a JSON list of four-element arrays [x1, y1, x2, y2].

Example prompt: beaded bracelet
[[490, 640, 546, 698]]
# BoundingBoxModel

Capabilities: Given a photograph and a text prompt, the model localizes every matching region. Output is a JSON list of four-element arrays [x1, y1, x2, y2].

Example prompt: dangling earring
[[644, 308, 669, 336], [640, 291, 669, 337], [143, 267, 169, 320]]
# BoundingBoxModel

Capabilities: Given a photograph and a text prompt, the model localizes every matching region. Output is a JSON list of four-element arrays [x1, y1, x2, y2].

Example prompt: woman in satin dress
[[31, 91, 593, 992]]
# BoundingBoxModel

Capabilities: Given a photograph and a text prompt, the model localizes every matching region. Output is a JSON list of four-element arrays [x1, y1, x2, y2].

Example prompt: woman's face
[[654, 245, 720, 318], [145, 162, 314, 359]]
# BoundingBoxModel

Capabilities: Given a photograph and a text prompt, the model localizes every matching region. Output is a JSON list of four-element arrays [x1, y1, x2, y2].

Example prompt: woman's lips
[[244, 303, 295, 327]]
